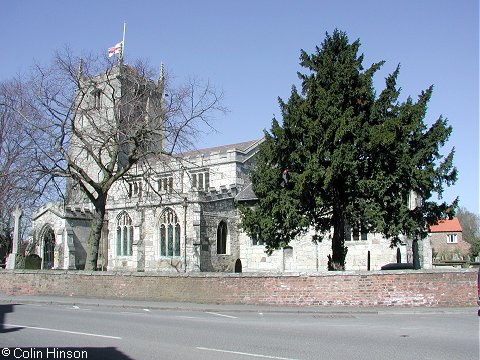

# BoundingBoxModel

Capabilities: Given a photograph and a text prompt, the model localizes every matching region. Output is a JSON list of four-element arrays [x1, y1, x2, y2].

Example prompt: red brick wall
[[0, 269, 477, 307]]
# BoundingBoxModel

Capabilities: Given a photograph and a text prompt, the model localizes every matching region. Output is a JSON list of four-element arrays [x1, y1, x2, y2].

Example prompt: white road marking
[[176, 315, 201, 320], [197, 347, 300, 360], [119, 311, 147, 315], [205, 311, 238, 319], [322, 324, 370, 327], [143, 308, 151, 312], [4, 323, 122, 340]]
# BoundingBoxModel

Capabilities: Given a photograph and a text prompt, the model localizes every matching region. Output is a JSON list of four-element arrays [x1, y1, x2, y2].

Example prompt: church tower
[[65, 60, 166, 205]]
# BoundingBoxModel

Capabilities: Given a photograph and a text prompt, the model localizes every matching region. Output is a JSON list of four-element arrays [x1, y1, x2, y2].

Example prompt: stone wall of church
[[239, 228, 413, 272], [106, 204, 191, 273], [34, 138, 433, 274], [201, 198, 240, 272], [101, 141, 253, 273], [344, 234, 408, 271]]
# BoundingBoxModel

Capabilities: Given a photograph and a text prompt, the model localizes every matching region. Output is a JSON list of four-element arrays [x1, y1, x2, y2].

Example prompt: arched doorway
[[234, 258, 242, 273], [42, 228, 55, 269]]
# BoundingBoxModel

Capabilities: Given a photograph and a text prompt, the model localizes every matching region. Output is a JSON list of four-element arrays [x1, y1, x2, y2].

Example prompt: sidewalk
[[0, 293, 475, 315]]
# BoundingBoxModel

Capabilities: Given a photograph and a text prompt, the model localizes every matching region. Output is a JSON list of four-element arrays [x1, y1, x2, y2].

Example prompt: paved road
[[0, 296, 478, 360]]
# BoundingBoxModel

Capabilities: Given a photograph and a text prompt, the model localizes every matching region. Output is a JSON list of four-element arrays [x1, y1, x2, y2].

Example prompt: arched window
[[159, 208, 181, 257], [116, 212, 133, 256], [217, 221, 227, 254]]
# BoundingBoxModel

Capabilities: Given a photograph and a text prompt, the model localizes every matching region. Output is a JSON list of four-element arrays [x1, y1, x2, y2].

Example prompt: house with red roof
[[429, 218, 470, 261]]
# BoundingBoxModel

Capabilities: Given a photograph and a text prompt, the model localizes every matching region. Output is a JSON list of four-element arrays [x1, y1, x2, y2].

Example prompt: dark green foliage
[[0, 227, 12, 254], [14, 254, 25, 269], [240, 30, 457, 270], [25, 254, 42, 269]]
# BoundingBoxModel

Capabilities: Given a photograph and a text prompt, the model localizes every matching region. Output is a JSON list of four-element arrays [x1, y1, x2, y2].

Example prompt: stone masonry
[[30, 65, 432, 273]]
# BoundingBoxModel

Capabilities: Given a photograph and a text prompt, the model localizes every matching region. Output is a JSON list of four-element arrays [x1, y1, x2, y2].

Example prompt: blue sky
[[1, 0, 478, 213]]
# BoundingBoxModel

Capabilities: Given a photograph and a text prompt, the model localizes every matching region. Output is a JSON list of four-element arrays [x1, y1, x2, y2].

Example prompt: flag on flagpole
[[108, 42, 123, 57]]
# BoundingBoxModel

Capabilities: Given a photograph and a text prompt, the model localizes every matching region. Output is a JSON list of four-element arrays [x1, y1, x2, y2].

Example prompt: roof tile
[[429, 218, 462, 233]]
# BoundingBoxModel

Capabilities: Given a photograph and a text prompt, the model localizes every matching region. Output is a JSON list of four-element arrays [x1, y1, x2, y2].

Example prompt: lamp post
[[182, 197, 188, 272]]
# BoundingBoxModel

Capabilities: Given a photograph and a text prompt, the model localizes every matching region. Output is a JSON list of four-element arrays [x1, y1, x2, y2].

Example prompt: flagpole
[[121, 22, 126, 61]]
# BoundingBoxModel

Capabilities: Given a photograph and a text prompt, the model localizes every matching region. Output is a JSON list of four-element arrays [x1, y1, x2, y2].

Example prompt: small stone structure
[[32, 203, 91, 270], [5, 205, 23, 269]]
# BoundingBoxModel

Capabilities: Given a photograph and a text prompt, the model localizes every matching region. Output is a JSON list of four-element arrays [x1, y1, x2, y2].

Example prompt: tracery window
[[352, 226, 368, 241], [191, 170, 210, 190], [158, 175, 173, 194], [116, 212, 133, 256], [345, 224, 368, 241], [252, 234, 265, 246], [128, 180, 143, 198], [159, 208, 181, 257]]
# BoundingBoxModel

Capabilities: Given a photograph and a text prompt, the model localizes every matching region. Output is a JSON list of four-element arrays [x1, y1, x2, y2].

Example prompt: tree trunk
[[84, 197, 106, 271], [328, 210, 348, 271]]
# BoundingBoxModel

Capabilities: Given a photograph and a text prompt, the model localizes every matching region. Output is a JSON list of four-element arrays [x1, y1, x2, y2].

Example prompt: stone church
[[30, 64, 431, 273]]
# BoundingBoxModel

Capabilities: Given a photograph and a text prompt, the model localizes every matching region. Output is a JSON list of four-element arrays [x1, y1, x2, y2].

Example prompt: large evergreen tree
[[240, 30, 457, 270]]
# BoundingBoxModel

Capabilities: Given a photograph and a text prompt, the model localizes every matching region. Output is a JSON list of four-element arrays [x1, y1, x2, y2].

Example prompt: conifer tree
[[240, 30, 457, 270]]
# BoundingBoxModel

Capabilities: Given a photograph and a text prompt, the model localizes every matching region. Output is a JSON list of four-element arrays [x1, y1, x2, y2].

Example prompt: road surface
[[0, 299, 478, 360]]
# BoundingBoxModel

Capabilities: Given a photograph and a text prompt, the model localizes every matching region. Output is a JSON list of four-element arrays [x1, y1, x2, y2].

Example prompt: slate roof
[[179, 139, 261, 157], [235, 183, 257, 202], [429, 218, 462, 233]]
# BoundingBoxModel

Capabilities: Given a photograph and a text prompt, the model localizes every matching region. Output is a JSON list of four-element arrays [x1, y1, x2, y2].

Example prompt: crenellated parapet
[[201, 184, 238, 202]]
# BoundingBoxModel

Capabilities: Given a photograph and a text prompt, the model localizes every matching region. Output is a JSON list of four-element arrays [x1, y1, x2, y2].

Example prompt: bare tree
[[456, 207, 480, 257], [12, 51, 225, 270], [0, 79, 57, 253]]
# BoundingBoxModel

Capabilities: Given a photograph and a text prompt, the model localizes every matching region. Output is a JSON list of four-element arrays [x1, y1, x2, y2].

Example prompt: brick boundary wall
[[0, 269, 477, 307]]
